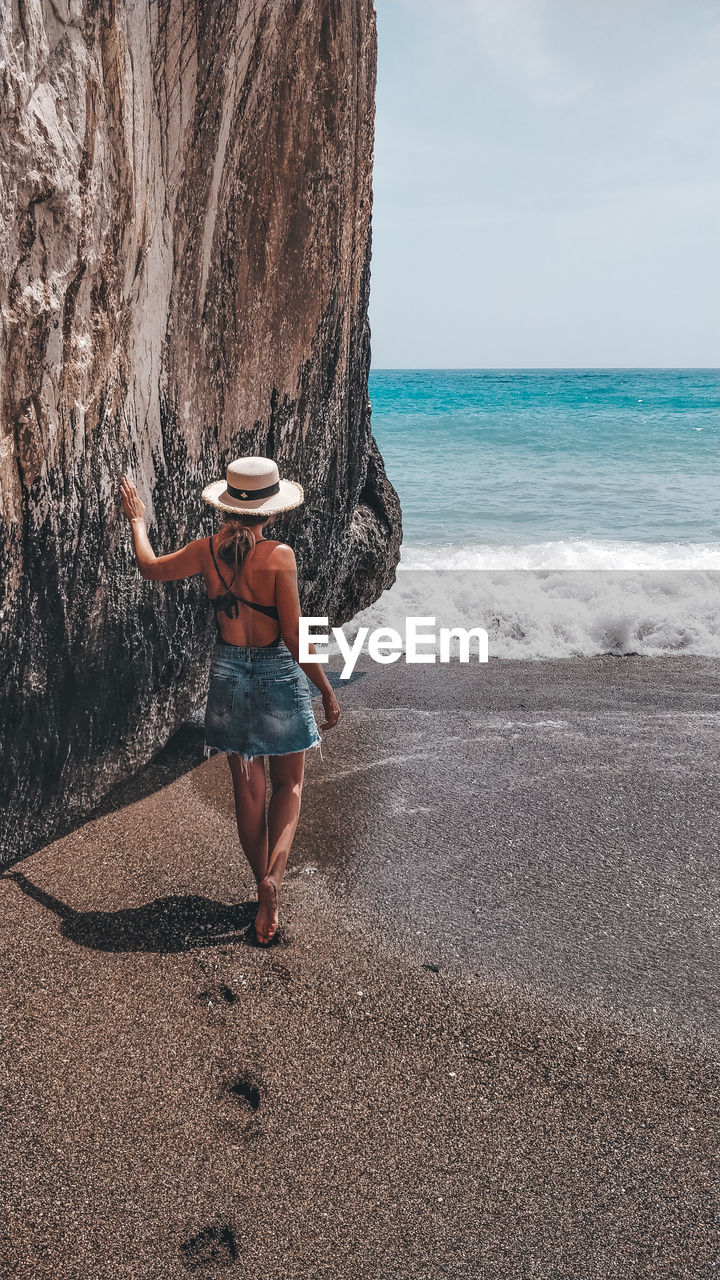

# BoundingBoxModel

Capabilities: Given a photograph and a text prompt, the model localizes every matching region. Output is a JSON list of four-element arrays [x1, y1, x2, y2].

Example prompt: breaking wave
[[341, 542, 720, 660]]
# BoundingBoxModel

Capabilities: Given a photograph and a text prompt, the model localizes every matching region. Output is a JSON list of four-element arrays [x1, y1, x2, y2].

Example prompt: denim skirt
[[204, 640, 321, 765]]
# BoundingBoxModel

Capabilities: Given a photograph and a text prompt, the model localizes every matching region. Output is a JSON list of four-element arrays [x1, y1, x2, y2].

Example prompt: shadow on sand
[[3, 871, 269, 952], [9, 671, 363, 872]]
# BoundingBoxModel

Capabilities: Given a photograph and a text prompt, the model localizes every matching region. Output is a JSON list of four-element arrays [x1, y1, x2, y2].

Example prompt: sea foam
[[400, 540, 720, 572], [339, 542, 720, 660]]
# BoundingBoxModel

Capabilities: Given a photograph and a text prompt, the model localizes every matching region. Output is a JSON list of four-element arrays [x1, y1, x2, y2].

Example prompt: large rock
[[0, 0, 401, 866]]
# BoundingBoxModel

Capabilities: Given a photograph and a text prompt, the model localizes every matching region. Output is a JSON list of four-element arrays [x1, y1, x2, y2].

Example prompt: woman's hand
[[321, 688, 340, 731], [120, 474, 146, 522]]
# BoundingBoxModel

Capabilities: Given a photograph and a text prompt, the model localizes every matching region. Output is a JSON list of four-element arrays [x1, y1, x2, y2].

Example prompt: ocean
[[350, 368, 720, 658]]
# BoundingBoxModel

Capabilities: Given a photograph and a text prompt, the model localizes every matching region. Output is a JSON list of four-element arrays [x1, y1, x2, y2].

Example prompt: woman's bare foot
[[255, 876, 279, 944]]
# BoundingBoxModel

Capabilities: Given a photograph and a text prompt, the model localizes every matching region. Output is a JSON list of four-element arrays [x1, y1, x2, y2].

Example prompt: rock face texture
[[0, 0, 401, 865]]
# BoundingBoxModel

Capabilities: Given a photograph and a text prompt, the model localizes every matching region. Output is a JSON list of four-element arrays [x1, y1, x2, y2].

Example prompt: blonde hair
[[215, 514, 269, 576]]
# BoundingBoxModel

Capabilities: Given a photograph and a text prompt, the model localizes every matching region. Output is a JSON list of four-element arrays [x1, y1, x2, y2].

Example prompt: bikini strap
[[209, 535, 280, 626], [209, 535, 231, 591], [235, 595, 280, 620]]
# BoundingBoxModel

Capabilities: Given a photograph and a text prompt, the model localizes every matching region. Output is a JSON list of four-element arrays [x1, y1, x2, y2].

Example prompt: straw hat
[[202, 456, 304, 516]]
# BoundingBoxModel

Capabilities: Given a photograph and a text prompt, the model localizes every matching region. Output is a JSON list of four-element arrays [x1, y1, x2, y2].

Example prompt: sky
[[368, 0, 720, 368]]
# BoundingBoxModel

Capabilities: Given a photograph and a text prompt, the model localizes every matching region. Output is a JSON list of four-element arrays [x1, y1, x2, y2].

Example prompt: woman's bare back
[[204, 536, 283, 647]]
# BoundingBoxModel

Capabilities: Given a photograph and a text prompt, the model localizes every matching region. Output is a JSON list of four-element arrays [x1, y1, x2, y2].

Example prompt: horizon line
[[369, 365, 719, 372]]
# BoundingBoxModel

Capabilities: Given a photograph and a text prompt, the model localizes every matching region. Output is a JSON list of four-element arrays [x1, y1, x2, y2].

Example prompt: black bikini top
[[209, 536, 281, 643]]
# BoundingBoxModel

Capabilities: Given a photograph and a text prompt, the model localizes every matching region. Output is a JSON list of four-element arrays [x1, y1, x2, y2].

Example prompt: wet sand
[[1, 656, 718, 1279]]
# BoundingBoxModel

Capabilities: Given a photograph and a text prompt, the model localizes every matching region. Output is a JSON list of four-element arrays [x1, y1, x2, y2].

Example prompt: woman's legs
[[227, 754, 268, 885], [255, 750, 305, 943]]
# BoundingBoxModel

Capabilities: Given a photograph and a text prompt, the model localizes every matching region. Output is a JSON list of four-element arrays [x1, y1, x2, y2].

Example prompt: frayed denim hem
[[203, 738, 323, 777]]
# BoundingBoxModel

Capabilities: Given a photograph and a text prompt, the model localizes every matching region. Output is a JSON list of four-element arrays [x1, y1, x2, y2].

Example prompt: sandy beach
[[2, 655, 718, 1279]]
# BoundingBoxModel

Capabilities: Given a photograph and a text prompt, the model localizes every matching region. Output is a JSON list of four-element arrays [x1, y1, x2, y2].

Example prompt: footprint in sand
[[179, 1224, 237, 1270], [197, 982, 237, 1006], [225, 1075, 263, 1142], [228, 1076, 261, 1112]]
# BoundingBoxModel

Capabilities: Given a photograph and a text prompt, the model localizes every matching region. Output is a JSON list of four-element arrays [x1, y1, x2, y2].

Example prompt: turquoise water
[[354, 368, 720, 657], [369, 369, 719, 558]]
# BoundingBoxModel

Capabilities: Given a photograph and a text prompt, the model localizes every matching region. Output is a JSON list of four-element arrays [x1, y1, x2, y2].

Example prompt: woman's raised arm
[[120, 475, 205, 582]]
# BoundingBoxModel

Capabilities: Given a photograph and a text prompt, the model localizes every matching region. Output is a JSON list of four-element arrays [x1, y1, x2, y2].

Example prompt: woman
[[120, 456, 340, 945]]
